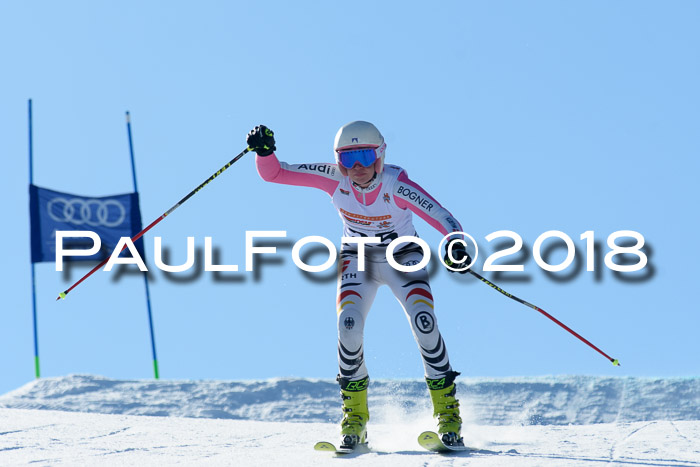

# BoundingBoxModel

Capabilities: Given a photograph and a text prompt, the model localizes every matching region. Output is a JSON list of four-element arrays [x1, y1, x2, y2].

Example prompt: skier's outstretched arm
[[393, 171, 463, 237], [248, 125, 340, 196], [393, 171, 472, 273], [256, 153, 341, 196]]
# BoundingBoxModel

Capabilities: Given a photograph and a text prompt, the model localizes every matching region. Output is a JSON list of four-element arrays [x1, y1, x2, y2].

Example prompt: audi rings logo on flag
[[47, 197, 127, 227], [30, 184, 144, 264]]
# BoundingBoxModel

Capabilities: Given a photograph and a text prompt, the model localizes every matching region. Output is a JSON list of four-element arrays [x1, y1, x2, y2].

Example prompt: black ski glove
[[443, 238, 472, 274], [247, 125, 276, 157]]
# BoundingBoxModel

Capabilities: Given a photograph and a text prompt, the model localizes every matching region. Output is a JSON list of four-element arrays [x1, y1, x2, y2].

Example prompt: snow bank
[[1, 375, 699, 466], [1, 374, 698, 426]]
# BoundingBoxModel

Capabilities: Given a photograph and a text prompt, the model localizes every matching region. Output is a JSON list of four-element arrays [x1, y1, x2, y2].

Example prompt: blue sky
[[1, 1, 699, 395]]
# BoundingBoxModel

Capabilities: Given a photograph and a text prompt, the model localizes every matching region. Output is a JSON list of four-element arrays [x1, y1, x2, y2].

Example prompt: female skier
[[247, 121, 470, 449]]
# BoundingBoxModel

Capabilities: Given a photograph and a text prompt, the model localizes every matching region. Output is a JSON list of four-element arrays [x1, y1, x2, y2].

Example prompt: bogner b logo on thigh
[[414, 312, 434, 334]]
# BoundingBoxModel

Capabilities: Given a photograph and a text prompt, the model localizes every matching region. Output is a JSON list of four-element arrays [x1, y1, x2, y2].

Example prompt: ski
[[314, 441, 339, 452], [418, 431, 471, 453], [314, 440, 369, 454]]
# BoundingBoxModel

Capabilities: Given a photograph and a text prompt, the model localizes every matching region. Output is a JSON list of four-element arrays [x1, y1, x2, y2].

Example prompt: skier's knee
[[338, 308, 364, 339]]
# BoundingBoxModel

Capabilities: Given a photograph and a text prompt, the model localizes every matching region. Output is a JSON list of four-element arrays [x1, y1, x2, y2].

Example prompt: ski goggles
[[337, 148, 377, 169]]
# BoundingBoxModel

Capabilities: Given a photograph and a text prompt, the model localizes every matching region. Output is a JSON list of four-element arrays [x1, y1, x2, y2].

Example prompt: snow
[[1, 375, 699, 466]]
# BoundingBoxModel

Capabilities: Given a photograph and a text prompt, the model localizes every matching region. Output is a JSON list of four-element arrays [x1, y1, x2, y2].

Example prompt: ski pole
[[56, 147, 251, 300], [467, 269, 620, 366]]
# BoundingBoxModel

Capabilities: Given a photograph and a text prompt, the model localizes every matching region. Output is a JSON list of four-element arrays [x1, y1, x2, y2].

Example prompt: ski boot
[[426, 371, 464, 447], [337, 375, 370, 449]]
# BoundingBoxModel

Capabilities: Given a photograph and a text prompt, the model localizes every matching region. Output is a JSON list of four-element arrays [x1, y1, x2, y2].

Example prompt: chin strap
[[352, 172, 380, 191]]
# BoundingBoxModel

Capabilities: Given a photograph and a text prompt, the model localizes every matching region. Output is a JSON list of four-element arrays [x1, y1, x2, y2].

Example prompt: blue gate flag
[[29, 184, 144, 264]]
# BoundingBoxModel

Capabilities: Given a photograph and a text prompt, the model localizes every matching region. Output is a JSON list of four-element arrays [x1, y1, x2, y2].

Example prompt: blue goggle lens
[[338, 148, 377, 169]]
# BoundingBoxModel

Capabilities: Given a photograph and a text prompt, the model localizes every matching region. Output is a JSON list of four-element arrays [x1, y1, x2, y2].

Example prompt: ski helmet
[[334, 121, 387, 176]]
